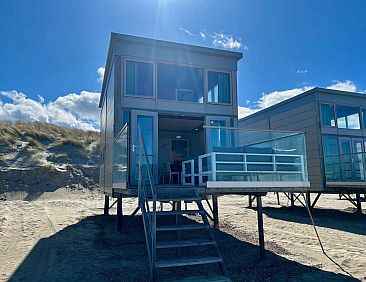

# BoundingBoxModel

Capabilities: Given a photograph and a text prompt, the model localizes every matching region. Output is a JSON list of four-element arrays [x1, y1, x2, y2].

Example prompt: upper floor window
[[208, 71, 231, 104], [336, 105, 360, 129], [320, 104, 335, 127], [157, 63, 204, 103], [125, 60, 153, 97], [362, 109, 366, 129]]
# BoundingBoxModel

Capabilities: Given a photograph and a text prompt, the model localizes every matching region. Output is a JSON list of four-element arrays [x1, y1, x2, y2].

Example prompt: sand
[[0, 189, 365, 281]]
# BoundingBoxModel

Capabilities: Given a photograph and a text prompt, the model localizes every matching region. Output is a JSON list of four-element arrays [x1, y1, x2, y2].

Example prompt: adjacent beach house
[[99, 33, 311, 280], [239, 87, 366, 211]]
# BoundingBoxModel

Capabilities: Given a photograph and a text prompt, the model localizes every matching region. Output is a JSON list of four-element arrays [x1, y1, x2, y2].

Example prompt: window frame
[[156, 60, 205, 104], [320, 103, 336, 128], [335, 104, 361, 130], [206, 69, 233, 105], [123, 57, 155, 98]]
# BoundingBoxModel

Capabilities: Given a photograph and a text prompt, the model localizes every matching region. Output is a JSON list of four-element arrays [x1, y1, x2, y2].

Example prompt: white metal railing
[[198, 152, 306, 186], [182, 159, 195, 185], [137, 126, 156, 279]]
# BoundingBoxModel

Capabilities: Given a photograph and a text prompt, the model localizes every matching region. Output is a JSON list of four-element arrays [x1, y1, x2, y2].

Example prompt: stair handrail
[[137, 125, 157, 278]]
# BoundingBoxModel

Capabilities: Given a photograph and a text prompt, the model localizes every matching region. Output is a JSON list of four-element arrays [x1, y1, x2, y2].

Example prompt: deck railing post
[[198, 156, 203, 186], [212, 153, 217, 181]]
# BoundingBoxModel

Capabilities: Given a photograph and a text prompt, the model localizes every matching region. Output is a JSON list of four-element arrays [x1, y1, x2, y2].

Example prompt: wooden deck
[[112, 181, 316, 197]]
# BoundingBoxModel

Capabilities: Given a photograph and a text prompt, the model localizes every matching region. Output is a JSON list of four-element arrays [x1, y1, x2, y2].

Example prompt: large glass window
[[125, 60, 153, 97], [362, 109, 366, 129], [157, 63, 204, 103], [208, 71, 231, 104], [336, 105, 360, 129], [322, 135, 341, 182], [320, 104, 335, 127]]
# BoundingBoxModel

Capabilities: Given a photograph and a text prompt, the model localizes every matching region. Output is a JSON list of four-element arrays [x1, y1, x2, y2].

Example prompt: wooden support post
[[290, 193, 295, 207], [212, 195, 219, 229], [176, 201, 182, 257], [356, 193, 362, 213], [256, 195, 265, 260], [306, 192, 311, 209], [248, 195, 253, 208], [276, 192, 280, 205], [116, 197, 123, 232], [104, 195, 109, 216]]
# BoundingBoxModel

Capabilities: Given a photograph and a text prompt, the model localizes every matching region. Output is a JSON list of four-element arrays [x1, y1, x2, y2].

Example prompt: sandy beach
[[0, 189, 365, 281]]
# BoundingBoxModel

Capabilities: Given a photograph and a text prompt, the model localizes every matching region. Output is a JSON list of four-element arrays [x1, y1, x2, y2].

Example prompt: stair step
[[156, 239, 215, 249], [156, 210, 203, 216], [162, 274, 230, 282], [156, 255, 222, 268], [156, 223, 210, 231], [157, 196, 199, 202]]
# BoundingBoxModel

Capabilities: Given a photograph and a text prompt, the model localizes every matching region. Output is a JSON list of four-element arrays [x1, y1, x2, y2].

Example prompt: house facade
[[99, 33, 243, 195], [239, 87, 366, 193]]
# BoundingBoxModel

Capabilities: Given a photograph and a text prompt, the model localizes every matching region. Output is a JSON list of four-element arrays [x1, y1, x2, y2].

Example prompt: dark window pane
[[322, 135, 339, 156], [320, 104, 335, 127], [157, 63, 203, 103], [125, 60, 153, 96], [208, 71, 231, 103]]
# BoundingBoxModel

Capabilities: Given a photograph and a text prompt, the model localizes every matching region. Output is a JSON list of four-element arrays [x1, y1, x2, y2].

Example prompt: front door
[[130, 110, 158, 185]]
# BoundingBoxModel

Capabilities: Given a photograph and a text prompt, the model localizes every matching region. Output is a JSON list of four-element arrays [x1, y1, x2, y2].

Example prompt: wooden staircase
[[151, 188, 229, 281], [137, 126, 228, 281]]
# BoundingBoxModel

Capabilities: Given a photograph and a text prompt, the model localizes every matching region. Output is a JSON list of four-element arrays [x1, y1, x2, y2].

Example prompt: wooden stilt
[[276, 192, 280, 205], [104, 195, 109, 216], [176, 201, 182, 257], [290, 193, 295, 207], [256, 195, 265, 260], [306, 192, 311, 209], [117, 197, 123, 232], [248, 195, 253, 208], [356, 193, 362, 213], [212, 195, 219, 229]]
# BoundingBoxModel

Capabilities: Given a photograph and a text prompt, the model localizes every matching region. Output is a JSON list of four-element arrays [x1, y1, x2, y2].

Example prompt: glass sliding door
[[352, 138, 365, 181], [205, 116, 231, 152], [339, 137, 353, 181], [130, 110, 158, 185]]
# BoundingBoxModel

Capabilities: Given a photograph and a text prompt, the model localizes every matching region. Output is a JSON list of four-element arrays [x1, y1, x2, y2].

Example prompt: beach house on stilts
[[99, 33, 311, 281]]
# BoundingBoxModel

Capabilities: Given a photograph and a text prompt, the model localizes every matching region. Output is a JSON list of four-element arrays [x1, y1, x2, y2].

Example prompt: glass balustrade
[[199, 126, 308, 184]]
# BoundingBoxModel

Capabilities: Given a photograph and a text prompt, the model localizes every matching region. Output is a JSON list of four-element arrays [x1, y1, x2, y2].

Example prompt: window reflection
[[157, 63, 204, 103], [336, 105, 360, 129]]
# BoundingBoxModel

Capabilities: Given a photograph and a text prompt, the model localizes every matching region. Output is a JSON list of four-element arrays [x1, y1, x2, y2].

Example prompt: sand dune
[[0, 189, 365, 281]]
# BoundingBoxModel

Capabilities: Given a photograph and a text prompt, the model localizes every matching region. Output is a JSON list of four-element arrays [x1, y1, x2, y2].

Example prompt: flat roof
[[99, 32, 243, 107], [239, 87, 366, 122]]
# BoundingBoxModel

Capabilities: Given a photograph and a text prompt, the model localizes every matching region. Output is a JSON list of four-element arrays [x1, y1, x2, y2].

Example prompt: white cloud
[[296, 69, 308, 74], [238, 80, 365, 119], [327, 80, 356, 92], [258, 86, 313, 109], [238, 106, 257, 119], [0, 90, 100, 131], [179, 27, 194, 37], [97, 67, 105, 83], [211, 32, 243, 50], [199, 30, 206, 40]]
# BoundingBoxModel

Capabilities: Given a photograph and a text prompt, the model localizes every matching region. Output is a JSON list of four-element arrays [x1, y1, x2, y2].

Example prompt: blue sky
[[1, 0, 366, 130]]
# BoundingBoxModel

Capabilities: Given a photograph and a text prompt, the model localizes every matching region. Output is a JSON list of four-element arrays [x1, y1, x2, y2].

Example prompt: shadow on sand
[[9, 214, 357, 282], [260, 206, 366, 236]]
